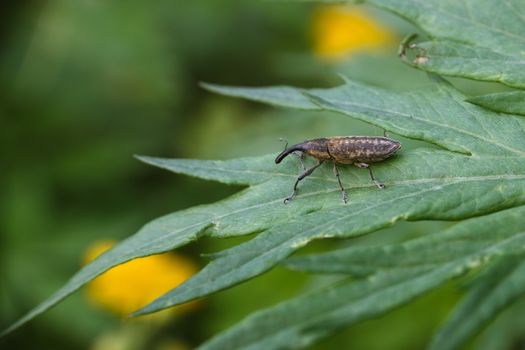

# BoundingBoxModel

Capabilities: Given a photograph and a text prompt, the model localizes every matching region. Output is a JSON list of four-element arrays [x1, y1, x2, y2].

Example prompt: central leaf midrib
[[135, 173, 525, 258]]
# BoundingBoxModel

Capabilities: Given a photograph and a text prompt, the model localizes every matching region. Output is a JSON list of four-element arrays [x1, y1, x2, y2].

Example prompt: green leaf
[[129, 78, 525, 317], [364, 0, 525, 87], [473, 296, 525, 350], [285, 205, 525, 275], [136, 154, 278, 186], [6, 75, 525, 337], [199, 206, 525, 350], [468, 91, 525, 116], [3, 1, 525, 348], [206, 77, 525, 156], [201, 83, 320, 111], [202, 269, 435, 350], [429, 256, 525, 350]]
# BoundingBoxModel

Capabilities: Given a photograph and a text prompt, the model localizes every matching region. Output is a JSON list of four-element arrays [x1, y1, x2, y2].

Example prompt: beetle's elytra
[[275, 136, 401, 204]]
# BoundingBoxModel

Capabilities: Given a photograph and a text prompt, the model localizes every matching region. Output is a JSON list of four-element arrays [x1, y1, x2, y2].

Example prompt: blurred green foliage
[[0, 1, 315, 349], [1, 1, 518, 349]]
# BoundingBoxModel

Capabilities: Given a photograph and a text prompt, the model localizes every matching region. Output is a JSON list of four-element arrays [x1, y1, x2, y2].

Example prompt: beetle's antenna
[[279, 138, 289, 151]]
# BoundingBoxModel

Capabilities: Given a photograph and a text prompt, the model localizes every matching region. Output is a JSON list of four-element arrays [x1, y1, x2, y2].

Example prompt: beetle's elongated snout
[[275, 144, 303, 164]]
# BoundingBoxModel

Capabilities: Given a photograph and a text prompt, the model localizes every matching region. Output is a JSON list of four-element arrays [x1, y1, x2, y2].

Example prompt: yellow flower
[[84, 240, 198, 319], [312, 5, 395, 60]]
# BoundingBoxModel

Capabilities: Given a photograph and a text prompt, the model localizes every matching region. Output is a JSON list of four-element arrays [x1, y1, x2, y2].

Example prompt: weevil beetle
[[275, 135, 401, 204]]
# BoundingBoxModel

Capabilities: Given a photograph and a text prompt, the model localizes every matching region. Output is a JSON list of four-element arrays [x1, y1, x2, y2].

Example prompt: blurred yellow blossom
[[312, 5, 395, 60], [84, 240, 198, 319]]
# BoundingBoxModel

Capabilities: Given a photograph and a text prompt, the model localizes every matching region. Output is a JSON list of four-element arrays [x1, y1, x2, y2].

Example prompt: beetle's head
[[275, 143, 304, 164]]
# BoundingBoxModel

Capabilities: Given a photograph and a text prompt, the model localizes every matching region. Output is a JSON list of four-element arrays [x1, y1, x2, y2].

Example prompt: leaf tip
[[0, 327, 12, 338], [133, 154, 148, 161], [199, 81, 223, 94], [128, 308, 147, 318], [134, 154, 162, 167], [129, 299, 167, 318], [0, 317, 27, 338]]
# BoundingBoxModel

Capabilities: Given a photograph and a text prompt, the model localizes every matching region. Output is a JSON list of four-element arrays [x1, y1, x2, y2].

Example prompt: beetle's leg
[[368, 167, 385, 189], [289, 151, 306, 171], [297, 152, 306, 170], [284, 160, 324, 204], [332, 161, 348, 204], [355, 162, 385, 189]]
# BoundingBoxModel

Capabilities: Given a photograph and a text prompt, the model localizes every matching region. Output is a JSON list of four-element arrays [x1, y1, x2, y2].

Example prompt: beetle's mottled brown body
[[275, 136, 401, 204], [276, 136, 400, 164]]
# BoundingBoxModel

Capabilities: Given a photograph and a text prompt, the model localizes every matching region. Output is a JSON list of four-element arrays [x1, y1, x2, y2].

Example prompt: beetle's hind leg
[[284, 160, 324, 204], [332, 161, 348, 204], [355, 162, 385, 189]]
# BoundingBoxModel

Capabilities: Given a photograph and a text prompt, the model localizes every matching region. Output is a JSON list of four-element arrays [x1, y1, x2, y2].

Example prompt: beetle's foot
[[284, 193, 296, 204], [341, 191, 348, 204], [375, 181, 385, 189]]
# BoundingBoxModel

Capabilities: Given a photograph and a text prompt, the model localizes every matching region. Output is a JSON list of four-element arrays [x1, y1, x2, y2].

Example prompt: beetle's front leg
[[355, 162, 385, 189], [291, 151, 306, 171], [284, 160, 324, 204]]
